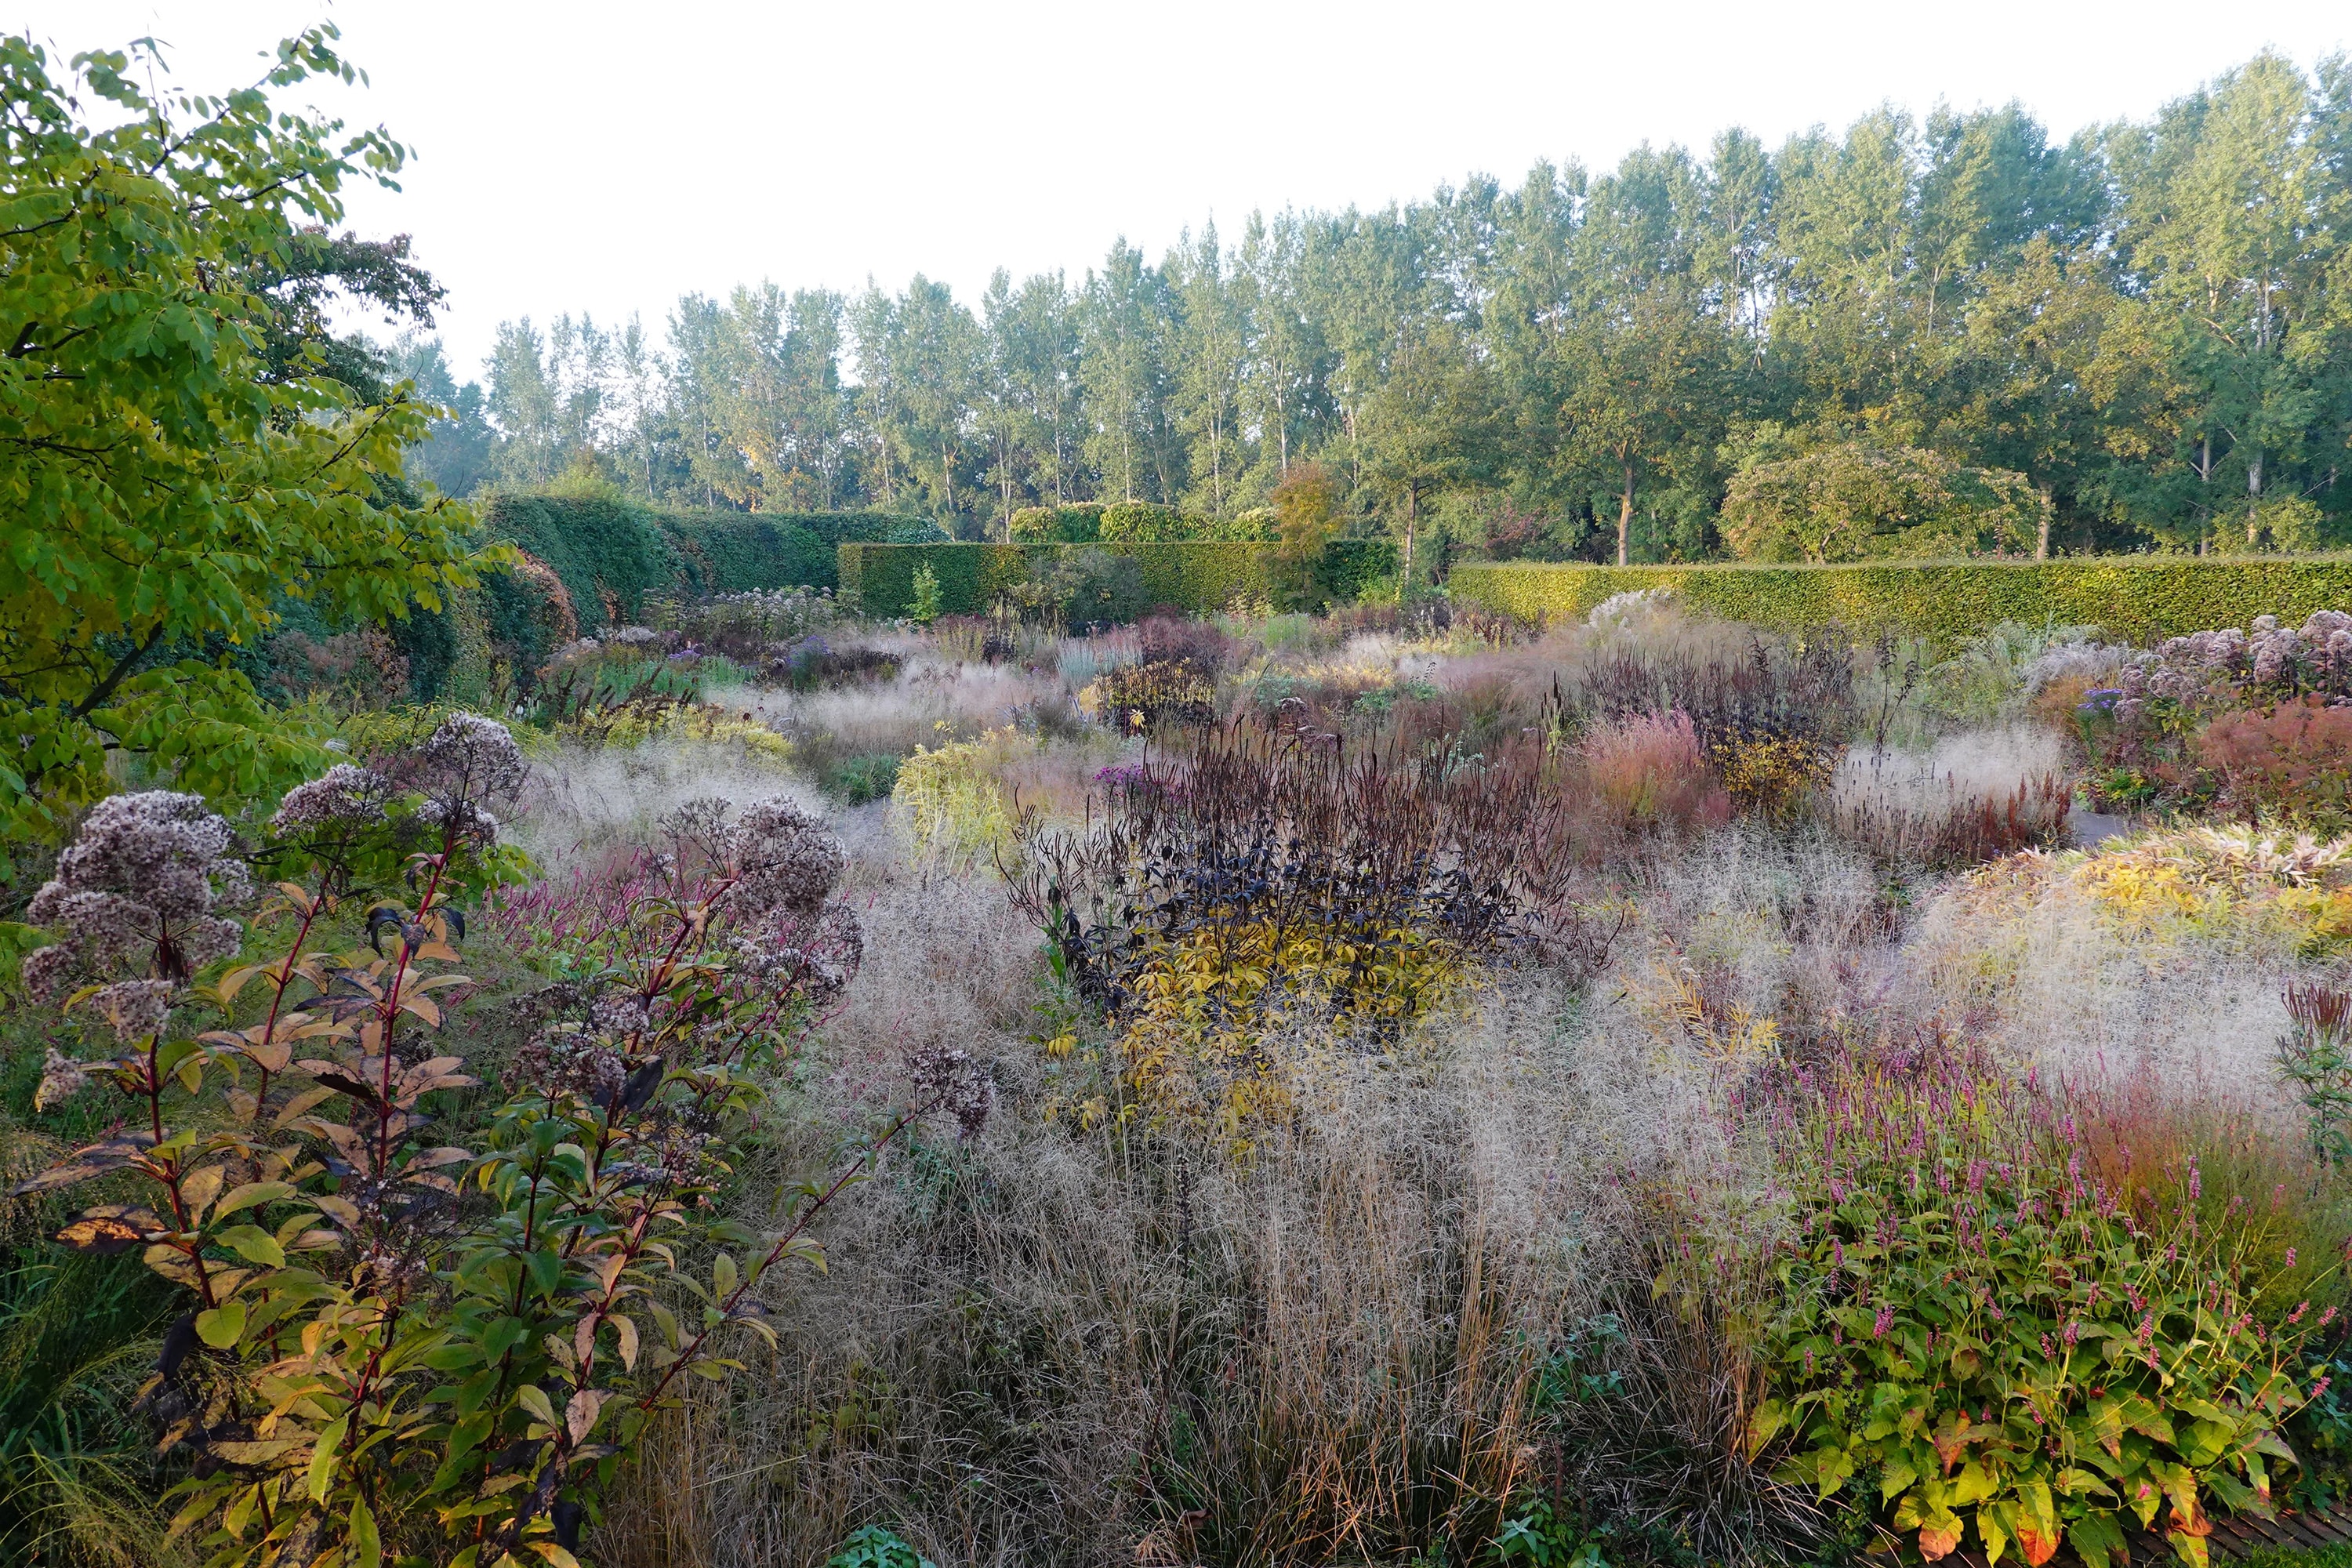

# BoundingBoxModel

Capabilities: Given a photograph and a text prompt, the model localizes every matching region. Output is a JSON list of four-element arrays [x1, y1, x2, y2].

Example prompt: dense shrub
[[1136, 613, 1234, 674], [1568, 628, 1858, 811], [1450, 558, 2352, 648], [1089, 661, 1221, 732], [1720, 442, 2044, 563], [2200, 699, 2352, 822], [1098, 502, 1277, 543], [1833, 772, 2075, 870], [1007, 502, 1106, 543], [2074, 612, 2352, 815], [1001, 719, 1604, 1149], [996, 546, 1148, 627], [1740, 1060, 2318, 1568], [5, 731, 927, 1568]]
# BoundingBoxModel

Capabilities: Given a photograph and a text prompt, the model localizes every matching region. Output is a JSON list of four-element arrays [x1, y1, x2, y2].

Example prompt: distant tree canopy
[[405, 52, 2352, 569], [1719, 444, 2045, 563]]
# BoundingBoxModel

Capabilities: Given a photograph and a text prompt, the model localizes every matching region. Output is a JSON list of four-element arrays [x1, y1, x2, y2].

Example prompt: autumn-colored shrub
[[1833, 771, 2074, 870], [1087, 660, 1220, 733], [2199, 697, 2352, 823], [1969, 826, 2352, 956]]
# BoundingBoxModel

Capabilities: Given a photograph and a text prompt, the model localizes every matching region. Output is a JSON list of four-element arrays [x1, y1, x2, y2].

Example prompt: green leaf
[[2070, 1510, 2125, 1568], [194, 1303, 247, 1348], [215, 1224, 285, 1268], [515, 1385, 559, 1431], [213, 1181, 296, 1219], [307, 1415, 348, 1502], [349, 1494, 381, 1568]]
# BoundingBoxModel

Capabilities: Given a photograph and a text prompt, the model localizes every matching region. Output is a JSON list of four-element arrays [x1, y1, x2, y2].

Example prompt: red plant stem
[[374, 836, 453, 1173], [248, 896, 321, 1116], [634, 1102, 924, 1414]]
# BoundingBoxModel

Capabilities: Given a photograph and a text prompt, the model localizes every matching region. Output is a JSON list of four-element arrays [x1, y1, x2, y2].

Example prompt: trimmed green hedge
[[1447, 557, 2352, 646], [840, 539, 1398, 619], [480, 497, 924, 630]]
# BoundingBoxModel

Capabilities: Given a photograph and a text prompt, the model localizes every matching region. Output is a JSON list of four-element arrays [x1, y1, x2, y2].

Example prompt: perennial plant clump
[[1003, 717, 1602, 1149], [1742, 1061, 2319, 1568], [7, 717, 924, 1568]]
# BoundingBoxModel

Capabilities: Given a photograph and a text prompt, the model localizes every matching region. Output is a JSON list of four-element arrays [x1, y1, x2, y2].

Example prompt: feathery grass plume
[[1829, 727, 2074, 870]]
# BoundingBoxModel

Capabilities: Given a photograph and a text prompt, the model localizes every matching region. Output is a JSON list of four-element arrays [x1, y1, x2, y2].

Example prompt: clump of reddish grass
[[1580, 710, 1733, 837], [2065, 1058, 2352, 1318]]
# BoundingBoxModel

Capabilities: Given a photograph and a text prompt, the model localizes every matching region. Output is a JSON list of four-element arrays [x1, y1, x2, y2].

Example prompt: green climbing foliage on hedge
[[1446, 557, 2352, 648], [477, 497, 918, 630], [837, 539, 1397, 619]]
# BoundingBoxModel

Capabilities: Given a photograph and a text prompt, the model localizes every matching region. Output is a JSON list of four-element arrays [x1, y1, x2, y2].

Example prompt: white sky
[[21, 1, 2352, 379]]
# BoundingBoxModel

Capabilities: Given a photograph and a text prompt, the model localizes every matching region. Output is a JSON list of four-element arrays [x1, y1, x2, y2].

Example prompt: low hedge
[[840, 539, 1397, 619], [1447, 556, 2352, 646]]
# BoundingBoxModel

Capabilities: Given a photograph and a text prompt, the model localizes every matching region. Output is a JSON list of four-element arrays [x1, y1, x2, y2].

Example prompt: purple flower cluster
[[2114, 611, 2352, 718], [23, 790, 250, 1000]]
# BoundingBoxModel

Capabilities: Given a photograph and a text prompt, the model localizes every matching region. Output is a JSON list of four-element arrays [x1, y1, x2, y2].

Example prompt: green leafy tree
[[1719, 441, 2044, 561], [2109, 53, 2350, 550], [0, 28, 481, 841]]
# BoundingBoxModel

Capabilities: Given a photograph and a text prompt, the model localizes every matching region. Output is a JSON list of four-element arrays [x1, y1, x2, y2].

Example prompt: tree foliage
[[408, 52, 2352, 568], [0, 28, 481, 839]]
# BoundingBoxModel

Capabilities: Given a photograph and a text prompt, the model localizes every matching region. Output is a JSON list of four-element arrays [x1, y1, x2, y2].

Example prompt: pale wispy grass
[[1913, 866, 2300, 1098], [737, 659, 1072, 754], [512, 735, 818, 871], [594, 847, 1621, 1568]]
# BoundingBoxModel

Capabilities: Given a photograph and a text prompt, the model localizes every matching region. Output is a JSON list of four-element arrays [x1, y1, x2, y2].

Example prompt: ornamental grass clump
[[8, 717, 927, 1568], [1971, 826, 2352, 956], [1740, 1058, 2321, 1568]]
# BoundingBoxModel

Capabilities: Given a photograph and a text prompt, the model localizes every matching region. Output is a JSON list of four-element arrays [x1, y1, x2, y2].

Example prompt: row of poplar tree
[[399, 51, 2352, 564]]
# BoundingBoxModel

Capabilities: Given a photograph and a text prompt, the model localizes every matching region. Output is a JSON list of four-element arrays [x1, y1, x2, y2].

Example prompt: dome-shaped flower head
[[408, 713, 528, 848], [728, 798, 844, 919], [24, 790, 250, 993]]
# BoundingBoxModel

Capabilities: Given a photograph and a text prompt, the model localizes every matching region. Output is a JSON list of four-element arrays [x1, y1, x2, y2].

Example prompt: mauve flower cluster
[[2113, 611, 2352, 718], [729, 904, 865, 999], [23, 791, 251, 1003], [269, 762, 394, 834], [728, 798, 846, 920], [910, 1044, 994, 1141], [405, 712, 528, 848], [720, 797, 862, 996]]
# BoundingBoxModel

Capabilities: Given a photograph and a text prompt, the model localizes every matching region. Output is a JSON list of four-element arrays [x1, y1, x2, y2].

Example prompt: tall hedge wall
[[481, 497, 920, 628], [1447, 557, 2352, 646], [837, 539, 1396, 619]]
